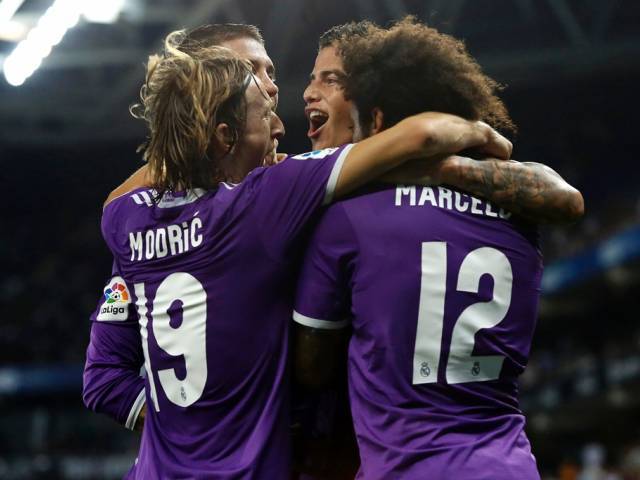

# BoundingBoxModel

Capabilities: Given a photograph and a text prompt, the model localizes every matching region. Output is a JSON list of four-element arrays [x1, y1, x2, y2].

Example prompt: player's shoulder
[[286, 146, 343, 161], [102, 187, 154, 230], [103, 186, 153, 211], [101, 187, 213, 236], [103, 187, 214, 213], [285, 143, 354, 163]]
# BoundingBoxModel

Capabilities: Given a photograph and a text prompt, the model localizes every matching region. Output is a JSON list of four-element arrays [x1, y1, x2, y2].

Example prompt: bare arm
[[446, 157, 584, 224], [294, 323, 349, 390], [104, 113, 511, 207], [384, 156, 584, 224], [134, 404, 146, 432], [334, 113, 511, 199]]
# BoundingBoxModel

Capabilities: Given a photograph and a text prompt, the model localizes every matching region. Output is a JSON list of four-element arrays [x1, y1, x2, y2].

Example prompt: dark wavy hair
[[340, 16, 516, 135], [318, 20, 380, 51]]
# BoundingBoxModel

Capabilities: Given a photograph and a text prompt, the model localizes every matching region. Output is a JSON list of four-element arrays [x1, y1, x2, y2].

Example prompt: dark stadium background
[[1, 0, 639, 478]]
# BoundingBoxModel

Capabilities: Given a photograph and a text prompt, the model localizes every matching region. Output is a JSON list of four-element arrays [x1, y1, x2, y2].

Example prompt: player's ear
[[369, 108, 385, 135], [213, 122, 235, 153]]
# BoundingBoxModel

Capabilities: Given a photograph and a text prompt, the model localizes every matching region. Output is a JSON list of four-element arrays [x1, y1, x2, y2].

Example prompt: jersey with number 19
[[83, 145, 351, 479], [294, 183, 543, 480]]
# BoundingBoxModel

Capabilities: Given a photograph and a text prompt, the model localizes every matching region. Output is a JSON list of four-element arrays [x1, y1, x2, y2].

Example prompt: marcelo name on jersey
[[395, 185, 511, 219]]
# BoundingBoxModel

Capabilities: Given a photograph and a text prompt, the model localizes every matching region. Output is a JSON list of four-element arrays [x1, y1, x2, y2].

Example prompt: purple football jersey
[[83, 145, 353, 479], [294, 184, 543, 480]]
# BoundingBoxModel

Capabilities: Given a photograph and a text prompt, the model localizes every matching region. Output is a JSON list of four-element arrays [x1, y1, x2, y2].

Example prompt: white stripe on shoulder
[[293, 310, 350, 330], [139, 190, 154, 206], [323, 143, 354, 206], [130, 190, 153, 207], [125, 388, 147, 431]]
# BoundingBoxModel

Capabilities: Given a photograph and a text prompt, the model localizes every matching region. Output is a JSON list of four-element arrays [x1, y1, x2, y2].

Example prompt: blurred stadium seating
[[1, 0, 639, 478]]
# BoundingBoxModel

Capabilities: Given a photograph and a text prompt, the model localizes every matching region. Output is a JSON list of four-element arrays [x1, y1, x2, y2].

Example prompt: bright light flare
[[0, 0, 25, 25], [82, 0, 126, 24], [0, 0, 27, 42], [0, 18, 27, 42], [3, 0, 81, 86]]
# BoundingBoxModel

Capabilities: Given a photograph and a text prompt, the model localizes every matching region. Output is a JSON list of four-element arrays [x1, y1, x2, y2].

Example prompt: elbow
[[82, 367, 104, 413], [558, 188, 585, 224], [397, 115, 439, 158], [569, 189, 585, 222], [82, 384, 97, 412], [82, 374, 98, 412], [415, 118, 440, 158]]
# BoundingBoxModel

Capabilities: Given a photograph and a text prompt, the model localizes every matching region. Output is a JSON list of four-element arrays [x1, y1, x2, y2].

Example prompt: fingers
[[477, 122, 512, 160]]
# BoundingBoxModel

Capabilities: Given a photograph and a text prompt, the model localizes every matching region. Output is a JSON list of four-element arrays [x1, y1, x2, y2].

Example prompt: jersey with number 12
[[294, 183, 543, 480], [86, 146, 351, 479]]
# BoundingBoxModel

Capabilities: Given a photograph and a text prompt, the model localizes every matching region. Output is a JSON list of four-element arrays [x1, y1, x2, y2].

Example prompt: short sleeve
[[293, 203, 358, 330], [252, 144, 353, 256]]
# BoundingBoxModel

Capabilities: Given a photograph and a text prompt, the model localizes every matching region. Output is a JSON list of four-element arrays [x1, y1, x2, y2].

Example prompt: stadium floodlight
[[0, 18, 27, 42], [3, 0, 81, 86], [0, 0, 26, 41], [82, 0, 126, 24], [0, 0, 25, 25]]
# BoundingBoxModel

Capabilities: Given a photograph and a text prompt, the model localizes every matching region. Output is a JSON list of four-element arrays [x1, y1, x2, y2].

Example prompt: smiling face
[[303, 45, 354, 150]]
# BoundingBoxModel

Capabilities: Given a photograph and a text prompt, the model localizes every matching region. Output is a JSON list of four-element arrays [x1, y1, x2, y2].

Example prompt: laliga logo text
[[101, 282, 129, 315]]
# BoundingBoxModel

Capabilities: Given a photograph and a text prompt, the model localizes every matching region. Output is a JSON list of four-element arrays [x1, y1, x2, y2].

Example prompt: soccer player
[[304, 21, 583, 223], [82, 27, 511, 479], [293, 18, 557, 479]]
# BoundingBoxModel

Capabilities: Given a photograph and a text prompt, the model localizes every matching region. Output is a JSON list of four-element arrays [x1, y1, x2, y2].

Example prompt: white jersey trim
[[157, 188, 207, 208], [125, 388, 146, 431], [322, 143, 354, 206], [293, 310, 350, 330]]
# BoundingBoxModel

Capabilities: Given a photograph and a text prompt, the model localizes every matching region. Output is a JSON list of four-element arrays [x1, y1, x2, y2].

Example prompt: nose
[[303, 80, 319, 105], [271, 112, 285, 141], [262, 75, 279, 99]]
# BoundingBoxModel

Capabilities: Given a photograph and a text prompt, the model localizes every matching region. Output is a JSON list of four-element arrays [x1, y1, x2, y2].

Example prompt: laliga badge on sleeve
[[97, 276, 132, 321]]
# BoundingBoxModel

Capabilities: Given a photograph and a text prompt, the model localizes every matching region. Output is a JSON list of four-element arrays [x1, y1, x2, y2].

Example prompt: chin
[[310, 138, 329, 151]]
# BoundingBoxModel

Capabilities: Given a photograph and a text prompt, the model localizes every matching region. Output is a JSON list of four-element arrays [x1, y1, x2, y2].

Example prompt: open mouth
[[306, 109, 329, 138]]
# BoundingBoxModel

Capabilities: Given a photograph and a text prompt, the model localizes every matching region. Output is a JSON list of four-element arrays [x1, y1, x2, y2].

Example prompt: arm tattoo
[[449, 158, 584, 224]]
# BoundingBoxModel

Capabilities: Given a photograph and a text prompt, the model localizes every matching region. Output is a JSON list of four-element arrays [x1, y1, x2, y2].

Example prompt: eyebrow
[[308, 69, 345, 81], [249, 57, 276, 76]]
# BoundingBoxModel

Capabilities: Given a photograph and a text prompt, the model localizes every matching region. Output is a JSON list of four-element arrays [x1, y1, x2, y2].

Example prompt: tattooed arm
[[384, 156, 584, 224]]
